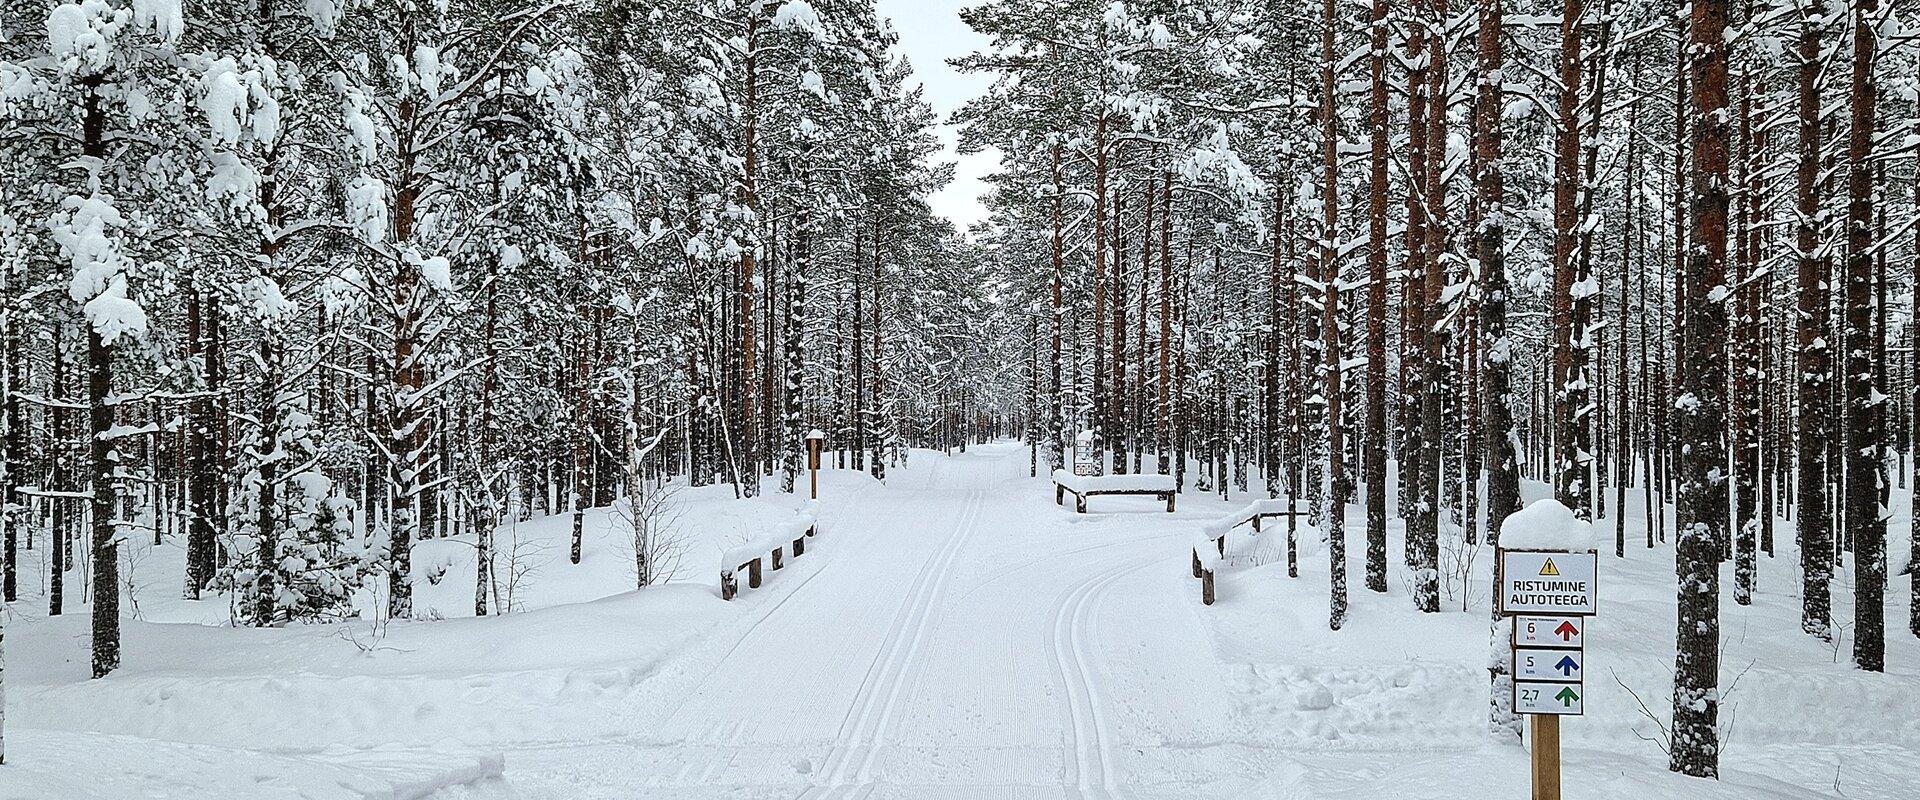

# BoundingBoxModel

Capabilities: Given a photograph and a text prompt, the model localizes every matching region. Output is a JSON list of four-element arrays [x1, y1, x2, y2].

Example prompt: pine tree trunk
[[1671, 0, 1730, 775], [737, 11, 762, 499], [1844, 0, 1885, 673], [1479, 0, 1523, 715], [1320, 0, 1347, 631], [1413, 0, 1449, 614], [1051, 142, 1068, 473], [1158, 174, 1174, 475], [1111, 186, 1128, 475], [1363, 0, 1391, 595], [1555, 0, 1592, 520], [87, 321, 119, 678], [1, 267, 18, 604]]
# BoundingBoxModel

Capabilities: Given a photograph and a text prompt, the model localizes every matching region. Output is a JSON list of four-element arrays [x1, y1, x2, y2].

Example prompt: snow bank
[[721, 510, 817, 572], [1, 729, 502, 800], [1052, 469, 1176, 493], [1498, 498, 1597, 550]]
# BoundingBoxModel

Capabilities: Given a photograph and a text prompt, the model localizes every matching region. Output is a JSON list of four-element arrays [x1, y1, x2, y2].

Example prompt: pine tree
[[1671, 0, 1731, 776]]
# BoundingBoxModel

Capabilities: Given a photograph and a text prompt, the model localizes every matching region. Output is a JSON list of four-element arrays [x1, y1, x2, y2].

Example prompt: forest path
[[492, 442, 1236, 799]]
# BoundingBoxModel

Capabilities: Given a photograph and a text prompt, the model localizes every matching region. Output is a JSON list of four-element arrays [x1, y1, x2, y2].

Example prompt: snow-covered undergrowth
[[3, 468, 879, 797], [1197, 472, 1919, 799]]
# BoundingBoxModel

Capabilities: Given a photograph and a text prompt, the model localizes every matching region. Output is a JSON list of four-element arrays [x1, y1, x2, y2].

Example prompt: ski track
[[652, 489, 915, 748], [1050, 552, 1159, 800], [801, 490, 986, 799]]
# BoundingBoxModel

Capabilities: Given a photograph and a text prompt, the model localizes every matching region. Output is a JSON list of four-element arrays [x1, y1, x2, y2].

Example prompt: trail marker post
[[1499, 547, 1597, 800], [1072, 430, 1098, 477], [806, 430, 825, 500]]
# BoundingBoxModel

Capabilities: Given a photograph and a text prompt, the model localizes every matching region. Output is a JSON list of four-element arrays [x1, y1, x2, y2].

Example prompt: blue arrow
[[1554, 655, 1579, 677]]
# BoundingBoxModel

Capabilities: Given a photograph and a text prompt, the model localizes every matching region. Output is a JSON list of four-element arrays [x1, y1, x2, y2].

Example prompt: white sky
[[875, 0, 997, 235]]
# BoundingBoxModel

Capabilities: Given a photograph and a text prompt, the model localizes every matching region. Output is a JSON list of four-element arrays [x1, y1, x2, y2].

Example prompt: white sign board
[[1500, 550, 1598, 615], [1514, 680, 1584, 716], [1513, 647, 1584, 682], [1513, 615, 1584, 648]]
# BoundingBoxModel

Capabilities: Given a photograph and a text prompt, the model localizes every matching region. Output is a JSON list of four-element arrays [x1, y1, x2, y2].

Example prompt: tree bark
[[1671, 0, 1730, 775], [1845, 0, 1885, 672]]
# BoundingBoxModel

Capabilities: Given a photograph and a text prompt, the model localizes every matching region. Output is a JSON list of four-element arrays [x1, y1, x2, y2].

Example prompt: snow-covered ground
[[4, 441, 1916, 798]]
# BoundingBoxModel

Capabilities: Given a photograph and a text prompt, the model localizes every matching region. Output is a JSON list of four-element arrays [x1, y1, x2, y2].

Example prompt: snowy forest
[[2, 0, 1919, 794]]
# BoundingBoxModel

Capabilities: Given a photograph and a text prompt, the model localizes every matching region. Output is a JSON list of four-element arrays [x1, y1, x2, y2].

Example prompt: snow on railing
[[1199, 497, 1312, 537], [720, 511, 818, 601], [1192, 497, 1310, 606]]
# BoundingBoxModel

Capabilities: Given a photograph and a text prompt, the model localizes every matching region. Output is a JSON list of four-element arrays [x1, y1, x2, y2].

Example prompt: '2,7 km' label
[[1513, 680, 1583, 716]]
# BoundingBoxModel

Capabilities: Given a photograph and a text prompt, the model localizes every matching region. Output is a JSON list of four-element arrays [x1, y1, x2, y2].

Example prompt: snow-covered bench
[[721, 512, 818, 601], [1192, 497, 1309, 605], [1052, 469, 1177, 513]]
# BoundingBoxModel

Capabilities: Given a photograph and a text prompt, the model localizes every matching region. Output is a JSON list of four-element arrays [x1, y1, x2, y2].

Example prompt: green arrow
[[1554, 687, 1580, 708]]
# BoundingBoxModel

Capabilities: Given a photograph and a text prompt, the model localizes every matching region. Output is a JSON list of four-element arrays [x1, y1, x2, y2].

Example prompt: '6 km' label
[[1514, 615, 1584, 648]]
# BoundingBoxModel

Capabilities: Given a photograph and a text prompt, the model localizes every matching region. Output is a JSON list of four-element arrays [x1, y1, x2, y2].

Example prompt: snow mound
[[1, 729, 502, 800], [1498, 498, 1597, 550]]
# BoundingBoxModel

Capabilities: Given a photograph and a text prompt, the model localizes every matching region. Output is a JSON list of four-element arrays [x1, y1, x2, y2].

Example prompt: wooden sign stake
[[806, 432, 824, 500], [1531, 714, 1560, 800]]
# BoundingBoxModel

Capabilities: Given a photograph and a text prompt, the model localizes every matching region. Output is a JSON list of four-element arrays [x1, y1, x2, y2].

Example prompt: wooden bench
[[1051, 469, 1177, 513], [1190, 498, 1309, 605], [720, 517, 818, 601]]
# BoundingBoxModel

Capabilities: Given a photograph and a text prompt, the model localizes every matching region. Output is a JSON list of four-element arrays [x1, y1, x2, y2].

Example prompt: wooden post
[[722, 570, 737, 601], [1192, 548, 1203, 578], [1166, 492, 1176, 512], [1531, 715, 1561, 800], [772, 547, 784, 571], [793, 535, 806, 556], [748, 557, 763, 589], [1202, 568, 1215, 605], [806, 432, 824, 500]]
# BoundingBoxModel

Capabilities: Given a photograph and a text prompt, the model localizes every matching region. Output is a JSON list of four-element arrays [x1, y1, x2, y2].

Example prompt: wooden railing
[[721, 515, 818, 600], [1190, 498, 1309, 605]]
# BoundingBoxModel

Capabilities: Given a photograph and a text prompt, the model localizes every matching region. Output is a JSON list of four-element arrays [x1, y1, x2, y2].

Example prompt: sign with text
[[1500, 550, 1598, 615], [1513, 647, 1583, 682], [1514, 680, 1584, 716], [1513, 615, 1584, 648]]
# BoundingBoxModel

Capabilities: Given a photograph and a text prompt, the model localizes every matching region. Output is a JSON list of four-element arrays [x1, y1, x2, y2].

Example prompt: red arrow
[[1554, 621, 1579, 641]]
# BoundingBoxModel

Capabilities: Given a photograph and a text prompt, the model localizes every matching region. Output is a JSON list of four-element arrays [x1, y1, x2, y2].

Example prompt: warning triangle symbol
[[1539, 558, 1560, 577]]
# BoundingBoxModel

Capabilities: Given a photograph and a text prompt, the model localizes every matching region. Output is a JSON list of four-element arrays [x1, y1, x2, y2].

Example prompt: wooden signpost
[[1499, 548, 1597, 800], [805, 430, 825, 500], [1072, 430, 1098, 477]]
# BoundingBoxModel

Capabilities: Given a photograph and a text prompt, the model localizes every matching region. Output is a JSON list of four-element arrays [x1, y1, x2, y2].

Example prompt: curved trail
[[498, 443, 1225, 799], [1051, 554, 1160, 800]]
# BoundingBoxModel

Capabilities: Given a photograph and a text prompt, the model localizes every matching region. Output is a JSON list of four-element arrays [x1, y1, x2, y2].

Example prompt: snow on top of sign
[[1499, 498, 1597, 550]]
